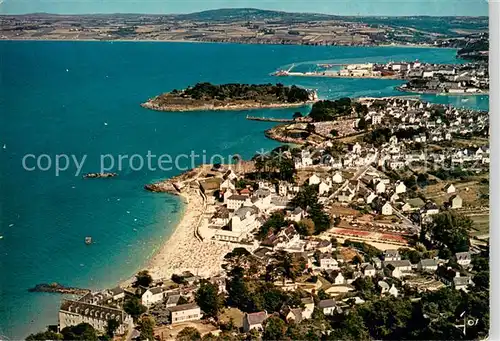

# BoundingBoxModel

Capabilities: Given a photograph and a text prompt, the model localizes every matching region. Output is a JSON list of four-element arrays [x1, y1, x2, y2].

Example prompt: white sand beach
[[123, 186, 232, 286]]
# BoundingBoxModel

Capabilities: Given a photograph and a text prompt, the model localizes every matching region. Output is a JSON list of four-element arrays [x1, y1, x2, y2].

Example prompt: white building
[[332, 171, 343, 184], [309, 174, 321, 186], [381, 202, 393, 216], [243, 311, 268, 332], [395, 181, 407, 194], [167, 303, 202, 324], [141, 287, 165, 307], [226, 195, 248, 210]]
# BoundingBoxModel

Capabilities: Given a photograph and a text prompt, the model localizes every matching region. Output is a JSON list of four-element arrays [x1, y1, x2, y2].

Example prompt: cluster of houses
[[364, 97, 489, 142], [239, 245, 475, 333], [379, 61, 488, 93]]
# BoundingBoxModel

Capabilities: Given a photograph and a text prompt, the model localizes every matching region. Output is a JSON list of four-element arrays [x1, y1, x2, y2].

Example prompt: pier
[[246, 116, 294, 123]]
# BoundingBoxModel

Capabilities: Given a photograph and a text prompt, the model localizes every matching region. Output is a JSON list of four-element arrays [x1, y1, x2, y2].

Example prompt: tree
[[306, 123, 316, 133], [357, 117, 367, 130], [26, 331, 63, 340], [399, 247, 422, 264], [278, 157, 296, 182], [293, 111, 303, 119], [291, 184, 319, 210], [474, 271, 489, 291], [176, 327, 201, 341], [309, 203, 331, 234], [263, 316, 287, 340], [195, 280, 223, 319], [297, 218, 315, 236], [426, 212, 471, 253], [330, 129, 339, 137], [327, 309, 370, 340], [226, 267, 253, 312], [257, 211, 288, 240], [60, 323, 98, 341], [134, 270, 153, 287], [106, 319, 120, 337], [138, 316, 155, 341], [123, 296, 147, 322]]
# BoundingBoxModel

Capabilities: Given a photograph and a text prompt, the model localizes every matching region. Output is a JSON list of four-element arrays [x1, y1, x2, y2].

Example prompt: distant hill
[[173, 8, 488, 36], [174, 8, 338, 22]]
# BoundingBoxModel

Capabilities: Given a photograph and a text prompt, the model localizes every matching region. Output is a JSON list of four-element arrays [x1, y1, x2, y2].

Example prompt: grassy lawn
[[219, 307, 244, 328], [469, 214, 489, 237]]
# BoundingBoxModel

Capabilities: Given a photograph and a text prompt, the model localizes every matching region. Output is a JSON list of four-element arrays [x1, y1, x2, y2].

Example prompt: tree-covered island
[[141, 82, 318, 112]]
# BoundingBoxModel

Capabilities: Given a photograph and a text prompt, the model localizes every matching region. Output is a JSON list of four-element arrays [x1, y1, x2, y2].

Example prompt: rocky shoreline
[[28, 283, 90, 295], [141, 99, 315, 112]]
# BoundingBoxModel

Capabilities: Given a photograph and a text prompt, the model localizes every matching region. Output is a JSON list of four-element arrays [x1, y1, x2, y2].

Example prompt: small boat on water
[[85, 236, 92, 245], [2, 144, 6, 149]]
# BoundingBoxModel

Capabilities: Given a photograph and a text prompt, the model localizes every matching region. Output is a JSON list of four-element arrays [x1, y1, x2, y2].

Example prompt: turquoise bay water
[[0, 41, 489, 339]]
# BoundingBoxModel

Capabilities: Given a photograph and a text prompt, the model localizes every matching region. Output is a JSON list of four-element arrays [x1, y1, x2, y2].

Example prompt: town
[[28, 95, 489, 341], [273, 61, 489, 95], [0, 10, 488, 51]]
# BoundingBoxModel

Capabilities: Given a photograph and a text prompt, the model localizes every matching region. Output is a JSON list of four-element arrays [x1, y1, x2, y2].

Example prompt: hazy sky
[[0, 0, 489, 16]]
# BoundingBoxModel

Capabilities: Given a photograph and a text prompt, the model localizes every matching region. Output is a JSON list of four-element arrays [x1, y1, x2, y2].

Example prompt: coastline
[[120, 181, 232, 287], [0, 38, 456, 50], [140, 100, 315, 112]]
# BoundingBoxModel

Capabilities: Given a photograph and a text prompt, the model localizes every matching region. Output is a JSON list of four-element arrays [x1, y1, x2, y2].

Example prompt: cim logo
[[455, 311, 480, 335]]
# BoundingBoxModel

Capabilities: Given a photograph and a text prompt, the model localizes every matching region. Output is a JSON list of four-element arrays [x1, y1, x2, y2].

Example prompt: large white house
[[167, 303, 202, 324], [141, 287, 165, 307], [226, 195, 248, 210]]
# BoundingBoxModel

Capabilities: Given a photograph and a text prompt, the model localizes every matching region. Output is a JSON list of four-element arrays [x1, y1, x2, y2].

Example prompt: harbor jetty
[[246, 115, 294, 123], [28, 283, 90, 295]]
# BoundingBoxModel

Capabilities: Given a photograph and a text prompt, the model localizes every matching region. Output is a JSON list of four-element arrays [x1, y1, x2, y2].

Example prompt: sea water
[[0, 41, 489, 339]]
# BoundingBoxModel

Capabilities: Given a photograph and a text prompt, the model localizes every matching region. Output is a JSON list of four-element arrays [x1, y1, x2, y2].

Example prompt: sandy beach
[[122, 185, 232, 286]]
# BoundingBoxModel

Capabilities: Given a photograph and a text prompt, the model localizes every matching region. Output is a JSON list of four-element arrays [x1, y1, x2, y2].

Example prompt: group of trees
[[422, 211, 471, 254], [27, 323, 100, 341], [251, 145, 296, 182], [241, 286, 488, 341], [178, 82, 310, 103], [364, 126, 427, 146], [308, 97, 353, 122], [290, 184, 331, 234]]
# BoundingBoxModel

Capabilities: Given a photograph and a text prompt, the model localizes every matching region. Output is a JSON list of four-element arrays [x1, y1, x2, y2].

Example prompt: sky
[[0, 0, 490, 16]]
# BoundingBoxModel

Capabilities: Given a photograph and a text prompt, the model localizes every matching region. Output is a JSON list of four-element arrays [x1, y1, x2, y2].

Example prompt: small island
[[83, 172, 118, 179], [141, 82, 318, 112]]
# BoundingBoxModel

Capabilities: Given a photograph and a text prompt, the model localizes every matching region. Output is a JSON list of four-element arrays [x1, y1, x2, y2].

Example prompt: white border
[[490, 1, 498, 339]]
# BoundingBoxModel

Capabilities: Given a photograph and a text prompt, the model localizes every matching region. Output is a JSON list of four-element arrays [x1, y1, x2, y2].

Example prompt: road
[[328, 156, 376, 201]]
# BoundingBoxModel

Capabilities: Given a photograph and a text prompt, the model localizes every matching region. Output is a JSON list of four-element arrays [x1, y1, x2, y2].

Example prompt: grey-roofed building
[[455, 251, 472, 267], [243, 311, 268, 332], [167, 303, 202, 324], [383, 249, 401, 261], [234, 206, 259, 220], [402, 198, 426, 212], [318, 299, 338, 316], [417, 259, 439, 272], [165, 294, 180, 308], [227, 195, 249, 210], [59, 299, 132, 335], [453, 276, 473, 291], [108, 287, 125, 300]]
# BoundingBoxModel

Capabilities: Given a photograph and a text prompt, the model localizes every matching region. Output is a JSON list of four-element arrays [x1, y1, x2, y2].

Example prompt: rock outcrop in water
[[28, 283, 90, 295]]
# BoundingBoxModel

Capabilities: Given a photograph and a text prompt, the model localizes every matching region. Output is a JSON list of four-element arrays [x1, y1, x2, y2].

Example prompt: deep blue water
[[0, 41, 489, 339]]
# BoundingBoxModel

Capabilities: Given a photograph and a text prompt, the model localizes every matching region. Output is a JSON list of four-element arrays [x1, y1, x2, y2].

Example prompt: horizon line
[[0, 7, 489, 18]]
